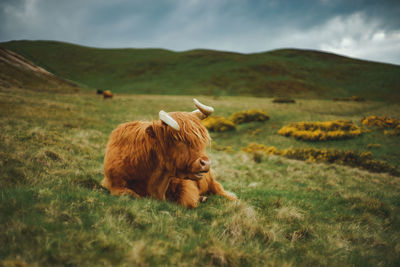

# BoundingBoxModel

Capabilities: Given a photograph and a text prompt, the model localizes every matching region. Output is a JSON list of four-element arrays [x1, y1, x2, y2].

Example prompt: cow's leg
[[176, 180, 200, 208], [167, 179, 202, 208], [199, 196, 208, 203], [209, 179, 237, 201], [102, 175, 140, 198], [108, 187, 141, 198], [146, 169, 171, 200]]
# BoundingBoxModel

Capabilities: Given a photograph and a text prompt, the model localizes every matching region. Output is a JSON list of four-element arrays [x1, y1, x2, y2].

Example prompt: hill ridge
[[1, 40, 399, 100], [0, 46, 78, 92], [9, 39, 399, 66]]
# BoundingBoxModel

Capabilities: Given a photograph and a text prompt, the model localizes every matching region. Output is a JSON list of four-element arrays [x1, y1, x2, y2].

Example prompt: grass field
[[1, 85, 400, 266], [1, 40, 400, 101]]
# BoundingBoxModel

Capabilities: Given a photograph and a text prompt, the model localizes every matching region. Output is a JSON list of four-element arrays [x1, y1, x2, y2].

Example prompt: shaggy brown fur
[[102, 111, 236, 207]]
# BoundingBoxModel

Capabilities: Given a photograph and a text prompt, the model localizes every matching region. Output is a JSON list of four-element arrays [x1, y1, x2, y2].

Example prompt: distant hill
[[1, 40, 399, 100], [0, 47, 78, 92]]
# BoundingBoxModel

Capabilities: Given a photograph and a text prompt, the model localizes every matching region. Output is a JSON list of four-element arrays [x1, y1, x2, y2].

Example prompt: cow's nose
[[199, 159, 211, 172]]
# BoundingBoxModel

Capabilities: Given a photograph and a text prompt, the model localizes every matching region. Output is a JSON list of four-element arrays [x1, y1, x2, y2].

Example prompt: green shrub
[[229, 109, 269, 124]]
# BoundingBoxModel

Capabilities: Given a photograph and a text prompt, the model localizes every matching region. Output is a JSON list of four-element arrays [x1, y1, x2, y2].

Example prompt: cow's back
[[103, 121, 159, 187]]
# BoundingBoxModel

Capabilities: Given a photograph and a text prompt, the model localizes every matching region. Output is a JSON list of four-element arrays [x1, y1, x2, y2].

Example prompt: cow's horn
[[159, 110, 180, 131], [192, 98, 214, 119]]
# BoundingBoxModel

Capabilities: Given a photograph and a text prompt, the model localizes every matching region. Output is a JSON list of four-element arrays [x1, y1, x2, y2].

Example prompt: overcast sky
[[1, 0, 399, 65]]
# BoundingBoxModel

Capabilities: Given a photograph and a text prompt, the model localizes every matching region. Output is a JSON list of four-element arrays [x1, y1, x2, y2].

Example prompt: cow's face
[[167, 113, 211, 180], [149, 99, 214, 181]]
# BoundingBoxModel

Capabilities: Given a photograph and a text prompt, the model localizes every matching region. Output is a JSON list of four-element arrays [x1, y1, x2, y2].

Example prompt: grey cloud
[[0, 0, 399, 64]]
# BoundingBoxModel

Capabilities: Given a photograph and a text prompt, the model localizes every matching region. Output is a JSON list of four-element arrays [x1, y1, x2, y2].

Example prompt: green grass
[[1, 40, 399, 101], [1, 86, 400, 266]]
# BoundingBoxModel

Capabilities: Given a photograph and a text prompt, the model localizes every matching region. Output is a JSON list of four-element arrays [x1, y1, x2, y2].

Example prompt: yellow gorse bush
[[361, 116, 400, 136], [242, 143, 399, 176], [229, 109, 269, 124], [202, 109, 270, 132], [278, 120, 362, 141], [242, 143, 280, 155], [362, 116, 400, 130], [202, 116, 236, 132], [384, 125, 400, 136]]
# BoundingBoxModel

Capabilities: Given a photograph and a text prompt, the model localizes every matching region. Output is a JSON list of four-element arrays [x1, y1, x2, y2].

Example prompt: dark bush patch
[[63, 123, 78, 128], [333, 96, 365, 102], [252, 151, 263, 163], [44, 150, 63, 161], [272, 98, 296, 103]]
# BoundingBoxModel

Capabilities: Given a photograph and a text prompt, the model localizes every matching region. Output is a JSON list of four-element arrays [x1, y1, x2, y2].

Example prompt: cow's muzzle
[[185, 170, 208, 181], [180, 158, 211, 181], [198, 158, 211, 173]]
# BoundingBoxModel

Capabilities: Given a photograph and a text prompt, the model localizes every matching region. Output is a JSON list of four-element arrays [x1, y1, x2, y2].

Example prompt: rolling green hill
[[0, 47, 78, 92], [1, 40, 399, 100]]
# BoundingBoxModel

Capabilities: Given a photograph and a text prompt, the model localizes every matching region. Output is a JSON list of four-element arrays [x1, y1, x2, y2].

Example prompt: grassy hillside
[[1, 40, 399, 100], [0, 47, 78, 92], [1, 84, 400, 266]]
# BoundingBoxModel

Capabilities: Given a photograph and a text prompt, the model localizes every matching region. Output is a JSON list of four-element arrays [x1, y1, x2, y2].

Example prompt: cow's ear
[[146, 125, 156, 139]]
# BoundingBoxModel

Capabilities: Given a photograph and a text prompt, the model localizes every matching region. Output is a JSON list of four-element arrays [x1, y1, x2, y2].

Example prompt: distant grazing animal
[[97, 89, 103, 95], [103, 90, 113, 99], [102, 99, 237, 208]]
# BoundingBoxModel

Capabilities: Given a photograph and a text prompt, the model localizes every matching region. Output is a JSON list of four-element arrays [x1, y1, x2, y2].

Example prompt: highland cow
[[102, 99, 236, 207], [103, 90, 113, 99]]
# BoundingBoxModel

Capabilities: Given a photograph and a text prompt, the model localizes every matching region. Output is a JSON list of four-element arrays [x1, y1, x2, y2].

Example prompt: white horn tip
[[193, 98, 214, 113], [159, 110, 180, 131]]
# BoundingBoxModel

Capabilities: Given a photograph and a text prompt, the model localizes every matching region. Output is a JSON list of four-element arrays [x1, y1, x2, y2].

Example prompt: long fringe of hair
[[153, 112, 210, 149]]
